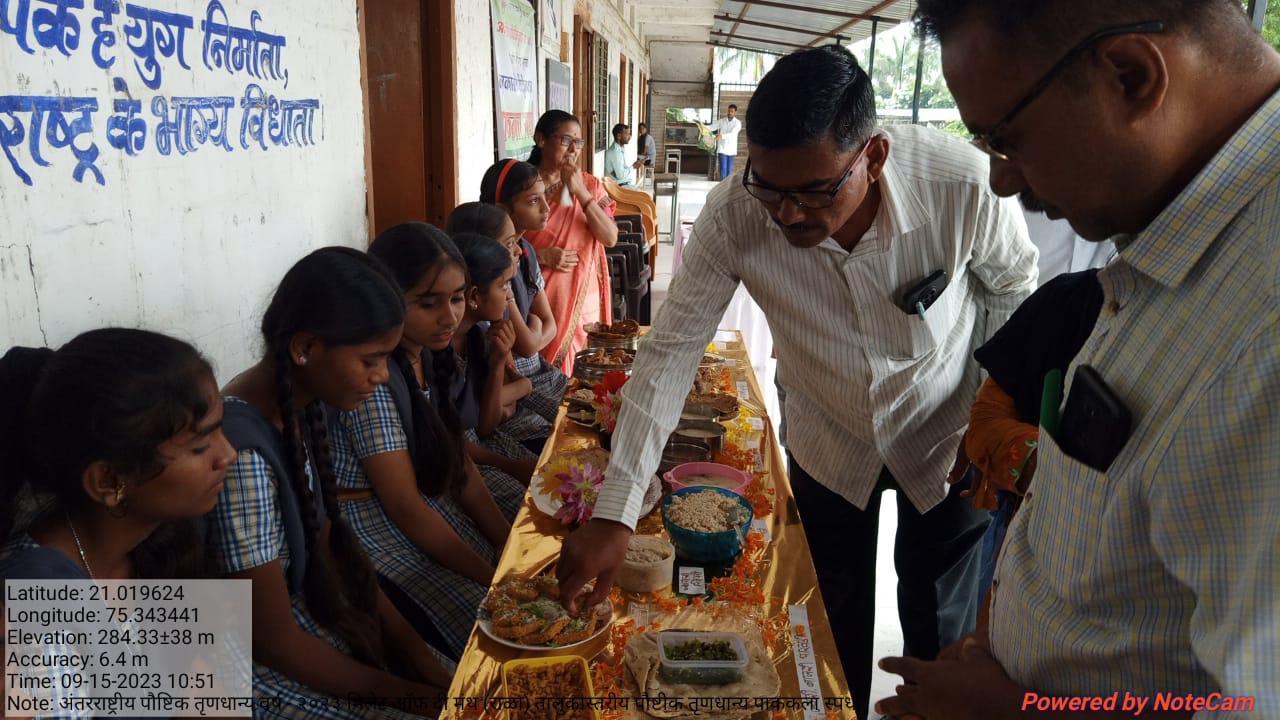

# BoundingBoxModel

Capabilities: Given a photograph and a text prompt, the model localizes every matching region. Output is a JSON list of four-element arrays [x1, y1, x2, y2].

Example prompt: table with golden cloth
[[444, 331, 854, 720]]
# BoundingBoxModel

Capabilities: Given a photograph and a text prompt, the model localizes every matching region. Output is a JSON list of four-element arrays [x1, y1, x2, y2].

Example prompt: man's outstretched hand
[[556, 518, 633, 613]]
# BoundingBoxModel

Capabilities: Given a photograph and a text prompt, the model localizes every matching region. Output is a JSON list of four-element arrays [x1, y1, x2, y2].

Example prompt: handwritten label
[[736, 381, 750, 400], [677, 566, 706, 596], [747, 416, 765, 431], [626, 601, 651, 625], [787, 604, 824, 720], [713, 341, 727, 351], [750, 518, 772, 544]]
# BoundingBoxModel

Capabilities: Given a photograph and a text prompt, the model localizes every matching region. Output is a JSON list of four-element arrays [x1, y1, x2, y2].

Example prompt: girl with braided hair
[[446, 197, 563, 450], [210, 247, 448, 718], [328, 223, 513, 661]]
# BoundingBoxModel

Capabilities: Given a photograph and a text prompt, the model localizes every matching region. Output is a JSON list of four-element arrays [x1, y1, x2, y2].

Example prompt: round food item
[[667, 490, 744, 533], [618, 535, 675, 593]]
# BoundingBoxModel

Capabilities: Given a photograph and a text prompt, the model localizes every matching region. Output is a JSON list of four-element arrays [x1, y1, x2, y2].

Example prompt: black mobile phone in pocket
[[899, 270, 948, 315], [1054, 365, 1132, 472]]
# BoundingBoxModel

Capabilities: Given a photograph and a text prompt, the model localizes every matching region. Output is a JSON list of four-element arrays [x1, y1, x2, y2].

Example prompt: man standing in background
[[711, 104, 742, 179]]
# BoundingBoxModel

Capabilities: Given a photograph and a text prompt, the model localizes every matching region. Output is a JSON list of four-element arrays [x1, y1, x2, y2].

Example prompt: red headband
[[494, 159, 517, 202]]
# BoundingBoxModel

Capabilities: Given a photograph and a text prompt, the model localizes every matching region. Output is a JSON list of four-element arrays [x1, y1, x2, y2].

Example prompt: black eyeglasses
[[550, 134, 585, 150], [741, 137, 873, 209], [971, 20, 1164, 161]]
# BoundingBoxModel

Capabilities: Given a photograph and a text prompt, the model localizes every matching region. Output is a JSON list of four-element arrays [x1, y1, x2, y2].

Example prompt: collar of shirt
[[1116, 88, 1280, 290], [813, 142, 931, 257]]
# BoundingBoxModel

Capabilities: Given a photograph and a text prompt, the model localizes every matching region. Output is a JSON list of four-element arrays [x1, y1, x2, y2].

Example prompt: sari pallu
[[523, 172, 615, 375]]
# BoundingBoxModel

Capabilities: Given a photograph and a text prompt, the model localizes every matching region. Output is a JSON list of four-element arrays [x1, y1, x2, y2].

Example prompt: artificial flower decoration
[[592, 370, 629, 432], [553, 461, 606, 526]]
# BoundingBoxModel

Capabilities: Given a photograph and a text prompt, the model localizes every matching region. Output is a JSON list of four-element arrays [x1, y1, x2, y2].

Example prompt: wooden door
[[361, 0, 459, 235], [573, 15, 594, 173]]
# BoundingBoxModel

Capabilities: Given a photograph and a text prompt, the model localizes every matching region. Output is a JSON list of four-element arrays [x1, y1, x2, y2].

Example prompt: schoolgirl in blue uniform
[[475, 160, 568, 428], [328, 223, 512, 660], [209, 247, 449, 719], [446, 199, 564, 449], [442, 232, 550, 501], [0, 329, 237, 717]]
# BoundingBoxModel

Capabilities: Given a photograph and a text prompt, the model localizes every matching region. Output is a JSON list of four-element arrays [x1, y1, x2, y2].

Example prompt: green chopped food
[[666, 639, 738, 661]]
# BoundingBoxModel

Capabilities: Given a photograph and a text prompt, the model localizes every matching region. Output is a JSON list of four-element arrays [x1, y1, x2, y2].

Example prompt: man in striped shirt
[[558, 44, 1038, 719], [879, 2, 1280, 718]]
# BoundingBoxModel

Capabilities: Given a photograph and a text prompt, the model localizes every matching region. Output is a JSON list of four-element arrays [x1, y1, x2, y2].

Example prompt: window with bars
[[593, 37, 610, 152]]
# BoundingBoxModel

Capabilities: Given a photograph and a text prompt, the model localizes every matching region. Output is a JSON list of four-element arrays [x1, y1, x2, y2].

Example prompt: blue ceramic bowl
[[660, 486, 754, 564]]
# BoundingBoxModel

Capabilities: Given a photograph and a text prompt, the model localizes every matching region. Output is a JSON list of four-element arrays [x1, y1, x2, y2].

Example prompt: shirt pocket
[[881, 278, 965, 361], [1014, 430, 1115, 595]]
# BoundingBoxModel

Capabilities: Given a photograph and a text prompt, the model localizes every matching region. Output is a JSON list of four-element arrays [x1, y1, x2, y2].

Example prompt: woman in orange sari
[[523, 110, 618, 374]]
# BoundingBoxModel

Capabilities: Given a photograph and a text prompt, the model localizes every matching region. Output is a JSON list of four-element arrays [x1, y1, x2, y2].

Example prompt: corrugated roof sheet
[[710, 0, 910, 55]]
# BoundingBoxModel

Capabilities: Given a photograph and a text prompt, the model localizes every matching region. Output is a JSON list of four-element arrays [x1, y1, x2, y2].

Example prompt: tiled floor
[[645, 173, 905, 715]]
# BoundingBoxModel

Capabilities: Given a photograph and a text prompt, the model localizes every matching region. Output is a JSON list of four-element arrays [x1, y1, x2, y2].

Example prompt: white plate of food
[[477, 576, 614, 651]]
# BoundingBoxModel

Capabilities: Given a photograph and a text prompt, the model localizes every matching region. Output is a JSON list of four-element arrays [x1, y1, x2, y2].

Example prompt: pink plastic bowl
[[663, 462, 753, 496]]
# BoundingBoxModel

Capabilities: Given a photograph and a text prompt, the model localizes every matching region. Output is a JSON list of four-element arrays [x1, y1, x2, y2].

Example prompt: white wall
[[650, 41, 712, 83], [451, 0, 649, 190], [579, 0, 647, 171], [0, 0, 367, 382]]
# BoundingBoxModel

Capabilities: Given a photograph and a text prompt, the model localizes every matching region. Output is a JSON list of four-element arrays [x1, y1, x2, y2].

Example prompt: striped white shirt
[[595, 124, 1038, 527]]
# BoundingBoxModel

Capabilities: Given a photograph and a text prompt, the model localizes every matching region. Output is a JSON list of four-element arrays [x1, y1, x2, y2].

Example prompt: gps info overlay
[[6, 579, 252, 717]]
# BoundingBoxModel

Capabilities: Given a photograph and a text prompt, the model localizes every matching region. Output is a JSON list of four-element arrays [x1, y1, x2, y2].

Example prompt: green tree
[[1265, 2, 1280, 50], [714, 47, 775, 84], [1242, 0, 1280, 50]]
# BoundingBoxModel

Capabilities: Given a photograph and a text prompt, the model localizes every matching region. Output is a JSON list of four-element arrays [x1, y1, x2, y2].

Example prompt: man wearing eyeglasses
[[874, 2, 1280, 719], [557, 43, 1038, 720]]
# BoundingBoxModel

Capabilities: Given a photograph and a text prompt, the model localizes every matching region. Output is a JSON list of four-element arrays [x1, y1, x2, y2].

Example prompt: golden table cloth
[[444, 332, 853, 719]]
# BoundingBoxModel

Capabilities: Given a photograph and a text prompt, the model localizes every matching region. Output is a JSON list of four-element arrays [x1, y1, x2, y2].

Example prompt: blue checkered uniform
[[209, 399, 427, 720], [330, 384, 495, 658]]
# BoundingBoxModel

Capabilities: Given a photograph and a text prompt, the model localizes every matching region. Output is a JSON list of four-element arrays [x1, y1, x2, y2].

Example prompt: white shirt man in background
[[603, 122, 634, 186], [711, 104, 742, 180]]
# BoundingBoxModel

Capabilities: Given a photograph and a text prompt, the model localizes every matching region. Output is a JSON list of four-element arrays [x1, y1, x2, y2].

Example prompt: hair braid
[[390, 350, 465, 499], [303, 403, 388, 660], [271, 348, 383, 668]]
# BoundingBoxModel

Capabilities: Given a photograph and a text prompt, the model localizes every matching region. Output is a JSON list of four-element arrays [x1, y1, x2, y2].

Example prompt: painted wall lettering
[[0, 0, 320, 186]]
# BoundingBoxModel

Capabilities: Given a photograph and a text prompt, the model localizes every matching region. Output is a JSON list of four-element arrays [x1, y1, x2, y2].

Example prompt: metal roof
[[710, 0, 912, 56]]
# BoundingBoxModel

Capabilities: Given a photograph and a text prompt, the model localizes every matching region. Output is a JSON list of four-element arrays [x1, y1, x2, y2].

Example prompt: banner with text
[[491, 0, 537, 160]]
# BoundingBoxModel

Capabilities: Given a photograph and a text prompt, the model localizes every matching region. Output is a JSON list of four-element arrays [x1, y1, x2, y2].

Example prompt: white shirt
[[604, 141, 633, 185], [595, 124, 1039, 527], [1023, 211, 1114, 278], [713, 116, 742, 156]]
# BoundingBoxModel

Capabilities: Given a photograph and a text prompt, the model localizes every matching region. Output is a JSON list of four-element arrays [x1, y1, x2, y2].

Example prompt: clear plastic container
[[657, 631, 748, 685]]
